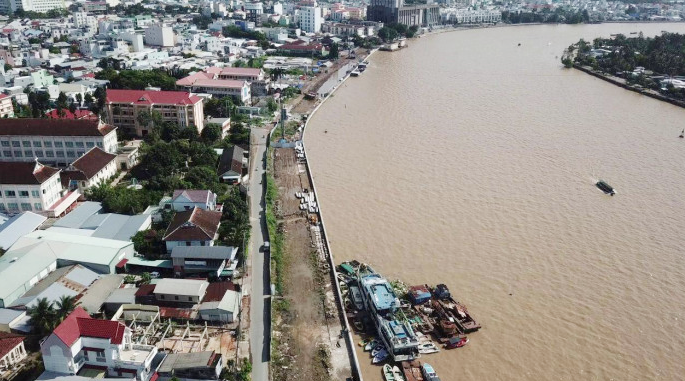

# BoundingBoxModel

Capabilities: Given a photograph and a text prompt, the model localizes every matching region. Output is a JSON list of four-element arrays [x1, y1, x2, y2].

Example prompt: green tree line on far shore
[[568, 32, 685, 100]]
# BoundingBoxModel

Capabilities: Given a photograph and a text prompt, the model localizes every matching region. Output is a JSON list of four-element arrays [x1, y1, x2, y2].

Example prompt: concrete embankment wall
[[298, 51, 379, 381], [573, 64, 685, 109]]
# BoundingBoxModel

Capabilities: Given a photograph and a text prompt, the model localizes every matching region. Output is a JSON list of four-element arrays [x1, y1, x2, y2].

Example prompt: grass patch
[[265, 148, 285, 296]]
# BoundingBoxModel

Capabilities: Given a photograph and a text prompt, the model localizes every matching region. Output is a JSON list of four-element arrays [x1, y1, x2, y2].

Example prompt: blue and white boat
[[422, 363, 441, 381], [358, 268, 420, 362]]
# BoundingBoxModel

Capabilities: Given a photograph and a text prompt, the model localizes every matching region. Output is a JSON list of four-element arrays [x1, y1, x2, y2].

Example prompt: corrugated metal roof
[[91, 214, 151, 241], [154, 279, 209, 298], [78, 274, 125, 313], [0, 242, 58, 302], [0, 212, 47, 250], [0, 308, 24, 324], [52, 201, 103, 228], [170, 246, 238, 260], [126, 257, 173, 269], [23, 283, 78, 308], [104, 288, 137, 304], [65, 266, 100, 287], [199, 289, 240, 314], [13, 231, 133, 267]]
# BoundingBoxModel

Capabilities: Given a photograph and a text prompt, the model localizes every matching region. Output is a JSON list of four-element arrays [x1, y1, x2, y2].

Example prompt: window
[[20, 203, 31, 211], [34, 203, 42, 211], [67, 151, 75, 158], [54, 141, 63, 148], [65, 141, 74, 148], [35, 151, 43, 157], [0, 203, 4, 210], [56, 151, 65, 157], [44, 141, 52, 148], [160, 295, 165, 299], [7, 203, 18, 211], [3, 150, 10, 157], [0, 141, 8, 147], [33, 141, 41, 147], [13, 151, 21, 157], [75, 142, 84, 148], [77, 151, 85, 156], [96, 142, 103, 148], [96, 351, 105, 362], [86, 142, 94, 148], [186, 241, 191, 246], [11, 141, 20, 147], [22, 141, 30, 147], [19, 191, 29, 198], [31, 190, 40, 198], [174, 296, 179, 300], [4, 191, 15, 198], [46, 151, 54, 157], [24, 150, 32, 157]]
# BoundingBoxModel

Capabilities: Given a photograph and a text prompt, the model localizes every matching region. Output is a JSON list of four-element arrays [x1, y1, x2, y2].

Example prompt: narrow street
[[247, 127, 270, 381]]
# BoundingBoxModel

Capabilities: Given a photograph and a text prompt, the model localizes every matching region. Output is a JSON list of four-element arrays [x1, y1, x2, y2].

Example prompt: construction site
[[111, 305, 239, 367]]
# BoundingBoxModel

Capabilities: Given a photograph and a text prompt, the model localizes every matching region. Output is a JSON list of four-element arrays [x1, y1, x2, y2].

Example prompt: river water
[[305, 23, 685, 380]]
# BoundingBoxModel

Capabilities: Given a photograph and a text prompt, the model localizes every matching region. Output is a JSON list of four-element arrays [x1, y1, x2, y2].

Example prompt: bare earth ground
[[271, 147, 352, 381]]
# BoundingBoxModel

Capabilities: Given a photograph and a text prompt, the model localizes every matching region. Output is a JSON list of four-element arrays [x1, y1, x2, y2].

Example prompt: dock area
[[337, 261, 482, 380]]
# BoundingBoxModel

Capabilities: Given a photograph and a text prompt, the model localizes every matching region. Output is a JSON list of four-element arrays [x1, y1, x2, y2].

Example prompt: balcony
[[115, 344, 156, 368], [73, 355, 86, 372]]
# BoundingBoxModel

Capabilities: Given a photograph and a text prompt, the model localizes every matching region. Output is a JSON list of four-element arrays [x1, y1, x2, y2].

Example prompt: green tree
[[141, 272, 152, 285], [28, 298, 57, 335], [55, 295, 78, 321], [201, 123, 223, 144], [378, 27, 398, 42], [56, 92, 68, 109], [75, 93, 83, 106], [329, 43, 339, 59]]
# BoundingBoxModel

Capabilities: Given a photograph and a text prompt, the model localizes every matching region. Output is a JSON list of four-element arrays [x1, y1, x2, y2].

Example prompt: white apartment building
[[0, 161, 63, 215], [0, 119, 118, 168], [300, 2, 322, 33], [144, 24, 175, 47], [73, 11, 98, 30], [9, 0, 65, 13], [41, 307, 159, 381], [0, 94, 14, 118]]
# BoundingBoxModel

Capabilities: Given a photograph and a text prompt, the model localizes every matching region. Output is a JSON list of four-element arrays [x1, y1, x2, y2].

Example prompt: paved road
[[248, 127, 270, 381]]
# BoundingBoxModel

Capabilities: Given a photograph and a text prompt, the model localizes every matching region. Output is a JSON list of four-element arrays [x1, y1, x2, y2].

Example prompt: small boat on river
[[364, 339, 378, 351], [596, 180, 615, 196], [418, 342, 440, 354], [402, 360, 425, 381], [373, 348, 389, 364]]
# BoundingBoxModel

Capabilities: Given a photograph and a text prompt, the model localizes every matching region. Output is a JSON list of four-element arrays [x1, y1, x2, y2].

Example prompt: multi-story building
[[73, 11, 98, 30], [0, 161, 64, 216], [171, 246, 238, 278], [322, 22, 366, 37], [176, 78, 251, 104], [40, 307, 160, 381], [208, 67, 265, 82], [368, 0, 440, 27], [0, 119, 118, 167], [144, 24, 175, 47], [9, 0, 65, 13], [169, 189, 218, 212], [244, 1, 264, 25], [60, 147, 118, 193], [0, 94, 14, 118], [301, 2, 322, 33], [105, 89, 204, 137]]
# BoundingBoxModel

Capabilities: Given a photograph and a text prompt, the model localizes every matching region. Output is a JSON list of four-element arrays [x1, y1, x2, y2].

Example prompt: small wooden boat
[[402, 360, 424, 381], [372, 348, 389, 364], [383, 364, 395, 381], [445, 337, 469, 349], [364, 339, 378, 351], [596, 180, 615, 196]]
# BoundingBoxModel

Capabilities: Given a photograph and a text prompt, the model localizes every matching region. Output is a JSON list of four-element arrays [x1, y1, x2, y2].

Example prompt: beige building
[[0, 332, 26, 372], [105, 89, 204, 137], [0, 94, 14, 118]]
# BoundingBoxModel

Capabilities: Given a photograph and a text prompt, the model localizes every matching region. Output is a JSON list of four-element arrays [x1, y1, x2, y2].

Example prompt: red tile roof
[[0, 161, 60, 185], [135, 284, 156, 297], [0, 332, 24, 359], [203, 281, 238, 302], [46, 109, 98, 120], [106, 89, 202, 106], [163, 207, 222, 242], [69, 147, 117, 179], [53, 307, 126, 347], [0, 119, 115, 136]]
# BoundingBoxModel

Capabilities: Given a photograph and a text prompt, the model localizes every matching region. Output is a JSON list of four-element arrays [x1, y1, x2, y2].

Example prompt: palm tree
[[28, 298, 56, 335], [55, 295, 78, 322]]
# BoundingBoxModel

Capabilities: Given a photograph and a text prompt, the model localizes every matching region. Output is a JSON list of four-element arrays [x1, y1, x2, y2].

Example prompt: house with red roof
[[60, 147, 118, 193], [163, 207, 222, 253], [0, 332, 26, 371], [0, 161, 77, 217], [170, 189, 218, 212], [105, 89, 204, 138], [40, 307, 160, 381]]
